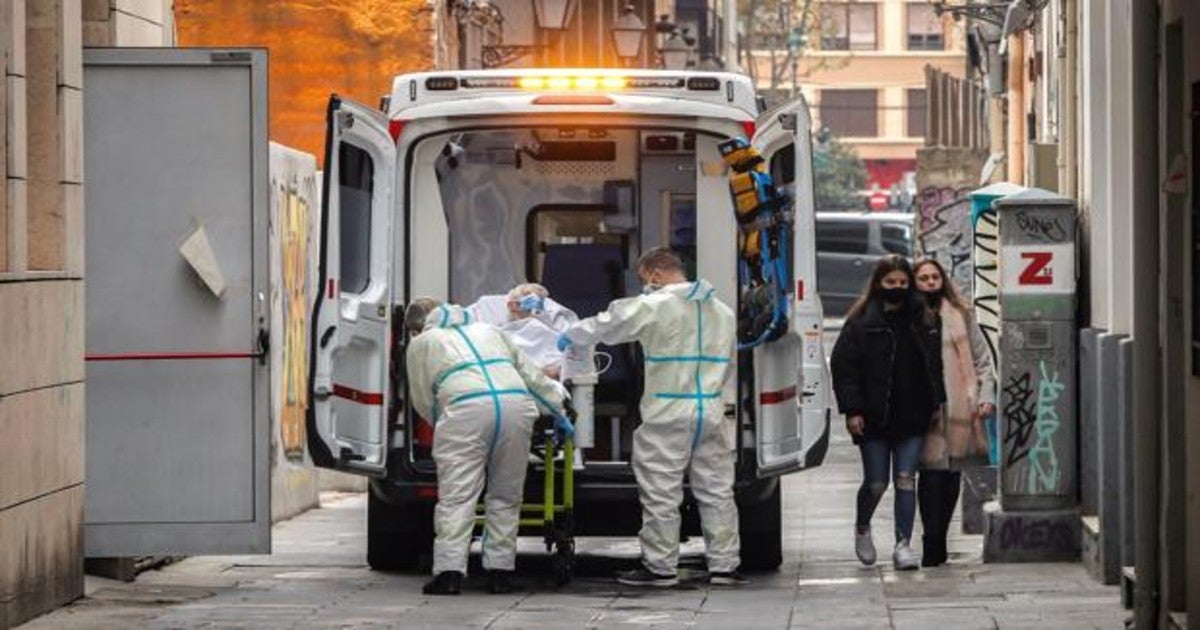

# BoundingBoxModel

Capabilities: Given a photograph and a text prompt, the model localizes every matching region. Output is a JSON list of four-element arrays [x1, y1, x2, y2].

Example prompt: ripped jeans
[[855, 435, 923, 543]]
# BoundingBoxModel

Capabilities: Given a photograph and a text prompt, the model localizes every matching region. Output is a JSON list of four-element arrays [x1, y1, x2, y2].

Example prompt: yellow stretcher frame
[[472, 433, 577, 584]]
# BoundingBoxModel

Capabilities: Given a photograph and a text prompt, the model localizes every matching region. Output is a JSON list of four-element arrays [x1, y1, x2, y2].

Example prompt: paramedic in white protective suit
[[466, 283, 578, 379], [405, 298, 571, 596], [558, 247, 746, 587]]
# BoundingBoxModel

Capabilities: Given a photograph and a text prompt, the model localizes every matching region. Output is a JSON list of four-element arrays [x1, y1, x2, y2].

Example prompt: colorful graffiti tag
[[916, 185, 975, 297], [274, 169, 318, 460], [1002, 360, 1065, 494]]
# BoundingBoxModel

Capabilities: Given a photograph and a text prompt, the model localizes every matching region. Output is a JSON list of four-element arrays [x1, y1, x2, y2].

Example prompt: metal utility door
[[83, 49, 270, 555]]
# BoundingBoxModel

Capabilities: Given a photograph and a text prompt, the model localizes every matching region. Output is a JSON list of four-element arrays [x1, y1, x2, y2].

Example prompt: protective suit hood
[[424, 304, 471, 330]]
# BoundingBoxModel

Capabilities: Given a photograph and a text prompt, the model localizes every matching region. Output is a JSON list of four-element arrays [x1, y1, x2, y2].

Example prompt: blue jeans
[[856, 436, 923, 543]]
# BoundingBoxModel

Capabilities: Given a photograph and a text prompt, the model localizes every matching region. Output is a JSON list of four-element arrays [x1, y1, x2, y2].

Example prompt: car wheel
[[738, 483, 783, 571], [367, 490, 433, 572]]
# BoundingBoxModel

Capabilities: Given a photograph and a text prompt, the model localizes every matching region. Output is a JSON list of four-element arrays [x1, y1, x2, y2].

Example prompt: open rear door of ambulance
[[308, 96, 397, 477], [751, 96, 832, 477]]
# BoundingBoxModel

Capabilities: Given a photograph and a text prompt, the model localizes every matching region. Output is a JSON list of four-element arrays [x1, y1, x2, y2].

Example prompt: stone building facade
[[0, 2, 172, 627]]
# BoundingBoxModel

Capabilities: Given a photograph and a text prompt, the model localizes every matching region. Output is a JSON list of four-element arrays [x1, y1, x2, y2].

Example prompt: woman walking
[[831, 254, 945, 570], [912, 258, 996, 567]]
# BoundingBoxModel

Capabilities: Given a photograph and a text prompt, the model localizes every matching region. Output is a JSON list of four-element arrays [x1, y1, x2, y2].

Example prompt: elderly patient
[[466, 283, 578, 380]]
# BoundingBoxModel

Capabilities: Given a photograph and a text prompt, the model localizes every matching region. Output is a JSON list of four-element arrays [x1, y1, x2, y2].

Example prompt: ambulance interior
[[405, 124, 747, 469]]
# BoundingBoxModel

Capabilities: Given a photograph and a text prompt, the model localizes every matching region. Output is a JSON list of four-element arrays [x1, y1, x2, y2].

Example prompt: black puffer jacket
[[830, 298, 946, 444]]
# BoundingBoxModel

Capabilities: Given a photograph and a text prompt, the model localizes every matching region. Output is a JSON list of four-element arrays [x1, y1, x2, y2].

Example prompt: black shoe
[[422, 571, 463, 595], [709, 570, 749, 586], [487, 570, 521, 594], [616, 566, 679, 587]]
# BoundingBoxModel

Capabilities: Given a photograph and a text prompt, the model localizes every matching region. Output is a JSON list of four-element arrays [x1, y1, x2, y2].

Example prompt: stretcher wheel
[[552, 540, 575, 586]]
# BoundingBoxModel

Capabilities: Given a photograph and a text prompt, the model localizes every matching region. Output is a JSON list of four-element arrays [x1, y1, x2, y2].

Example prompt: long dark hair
[[913, 257, 971, 317], [845, 254, 916, 320]]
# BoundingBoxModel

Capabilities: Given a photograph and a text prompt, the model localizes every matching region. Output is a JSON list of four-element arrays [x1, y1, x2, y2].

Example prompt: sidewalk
[[786, 430, 1124, 628], [21, 434, 1124, 629]]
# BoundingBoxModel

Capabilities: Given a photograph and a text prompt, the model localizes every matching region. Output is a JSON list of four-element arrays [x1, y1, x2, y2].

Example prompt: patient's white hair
[[506, 283, 549, 301]]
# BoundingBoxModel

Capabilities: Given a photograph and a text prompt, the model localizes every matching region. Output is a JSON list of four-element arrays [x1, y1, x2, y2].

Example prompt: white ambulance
[[307, 69, 832, 572]]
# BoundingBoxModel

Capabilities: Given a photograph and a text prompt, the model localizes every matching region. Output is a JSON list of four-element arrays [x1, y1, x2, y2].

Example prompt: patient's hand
[[542, 364, 561, 380]]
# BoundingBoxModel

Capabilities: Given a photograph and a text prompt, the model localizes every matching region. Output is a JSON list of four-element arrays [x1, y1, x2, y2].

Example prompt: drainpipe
[[1057, 0, 1077, 198], [1006, 34, 1026, 184], [1129, 0, 1160, 625]]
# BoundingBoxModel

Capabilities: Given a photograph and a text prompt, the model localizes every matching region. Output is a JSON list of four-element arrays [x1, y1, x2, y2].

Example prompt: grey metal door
[[83, 49, 270, 555]]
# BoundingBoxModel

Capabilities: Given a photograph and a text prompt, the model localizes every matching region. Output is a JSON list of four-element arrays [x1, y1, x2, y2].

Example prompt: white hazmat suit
[[561, 279, 740, 575], [406, 304, 569, 576]]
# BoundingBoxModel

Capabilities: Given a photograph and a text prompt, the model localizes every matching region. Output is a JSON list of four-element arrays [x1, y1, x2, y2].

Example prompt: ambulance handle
[[319, 325, 336, 348]]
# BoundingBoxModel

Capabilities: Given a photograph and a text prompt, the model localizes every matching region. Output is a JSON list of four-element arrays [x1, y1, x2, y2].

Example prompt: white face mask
[[641, 283, 662, 294]]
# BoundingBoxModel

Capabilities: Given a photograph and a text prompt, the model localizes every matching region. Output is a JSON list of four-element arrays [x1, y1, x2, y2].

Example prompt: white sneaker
[[893, 540, 920, 571], [855, 528, 876, 566]]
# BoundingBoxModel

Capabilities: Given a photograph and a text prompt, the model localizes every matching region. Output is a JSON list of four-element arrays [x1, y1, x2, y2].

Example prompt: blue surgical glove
[[518, 294, 545, 314], [556, 333, 573, 352], [553, 413, 575, 447]]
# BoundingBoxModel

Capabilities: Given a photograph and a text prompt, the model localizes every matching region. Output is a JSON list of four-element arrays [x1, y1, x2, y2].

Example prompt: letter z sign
[[1002, 244, 1074, 293], [1019, 252, 1054, 285]]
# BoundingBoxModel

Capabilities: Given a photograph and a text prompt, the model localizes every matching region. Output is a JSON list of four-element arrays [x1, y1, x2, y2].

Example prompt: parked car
[[815, 211, 916, 317]]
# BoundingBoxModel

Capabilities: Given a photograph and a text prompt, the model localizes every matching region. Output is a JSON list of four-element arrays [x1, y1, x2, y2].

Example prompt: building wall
[[749, 0, 966, 192], [174, 0, 431, 164], [438, 0, 737, 72], [1162, 0, 1200, 620], [0, 2, 173, 626], [0, 1, 85, 627], [82, 0, 175, 47]]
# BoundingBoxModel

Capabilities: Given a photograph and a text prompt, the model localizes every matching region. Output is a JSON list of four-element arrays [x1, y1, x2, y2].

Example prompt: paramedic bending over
[[404, 298, 571, 596], [557, 247, 746, 587], [467, 283, 578, 379]]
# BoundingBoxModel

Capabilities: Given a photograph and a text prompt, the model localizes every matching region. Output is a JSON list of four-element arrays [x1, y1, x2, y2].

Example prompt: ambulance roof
[[387, 69, 759, 122]]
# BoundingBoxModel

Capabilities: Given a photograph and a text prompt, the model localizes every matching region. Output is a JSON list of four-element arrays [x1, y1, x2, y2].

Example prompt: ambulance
[[307, 68, 832, 572]]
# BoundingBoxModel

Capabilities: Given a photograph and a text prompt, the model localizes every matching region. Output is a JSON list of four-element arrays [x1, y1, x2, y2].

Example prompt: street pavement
[[23, 428, 1124, 629], [22, 323, 1121, 628]]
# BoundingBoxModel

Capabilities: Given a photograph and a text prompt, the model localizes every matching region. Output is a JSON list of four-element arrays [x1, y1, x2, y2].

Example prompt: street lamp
[[533, 0, 578, 30], [659, 30, 693, 70], [611, 4, 646, 66]]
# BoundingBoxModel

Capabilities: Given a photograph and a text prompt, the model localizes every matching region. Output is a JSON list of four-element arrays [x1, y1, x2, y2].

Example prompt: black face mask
[[879, 287, 910, 305], [921, 289, 943, 306]]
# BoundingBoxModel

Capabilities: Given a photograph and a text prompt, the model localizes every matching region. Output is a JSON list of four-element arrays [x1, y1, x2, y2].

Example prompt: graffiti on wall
[[916, 186, 975, 297], [274, 170, 318, 460], [1002, 361, 1065, 494], [998, 516, 1076, 553], [972, 208, 1000, 367]]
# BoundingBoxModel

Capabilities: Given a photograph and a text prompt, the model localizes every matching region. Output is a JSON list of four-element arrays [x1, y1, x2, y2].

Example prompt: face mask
[[516, 294, 545, 314], [641, 283, 662, 295], [879, 287, 909, 304], [921, 289, 943, 306]]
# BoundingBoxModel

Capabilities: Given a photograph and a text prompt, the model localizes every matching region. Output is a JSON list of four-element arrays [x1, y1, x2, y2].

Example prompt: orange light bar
[[515, 75, 630, 91]]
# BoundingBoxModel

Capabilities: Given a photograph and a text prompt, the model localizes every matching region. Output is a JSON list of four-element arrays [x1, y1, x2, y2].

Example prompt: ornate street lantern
[[611, 4, 647, 63], [533, 0, 579, 30], [659, 31, 692, 70]]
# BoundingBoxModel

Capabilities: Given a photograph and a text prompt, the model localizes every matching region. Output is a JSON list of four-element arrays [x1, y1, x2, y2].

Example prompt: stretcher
[[474, 417, 577, 586]]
